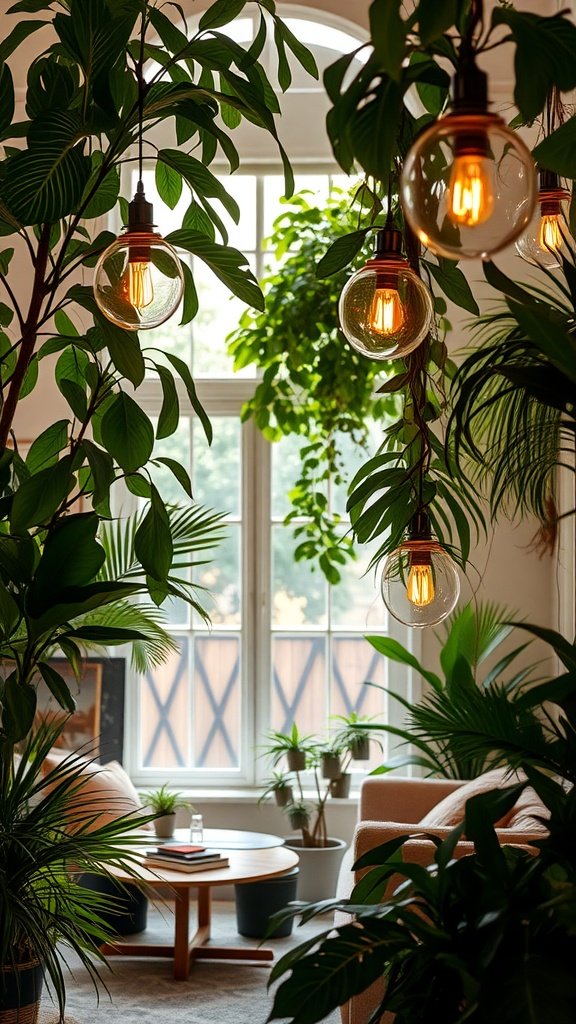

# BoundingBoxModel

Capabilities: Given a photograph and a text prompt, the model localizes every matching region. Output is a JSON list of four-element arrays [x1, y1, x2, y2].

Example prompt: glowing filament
[[369, 288, 404, 335], [448, 155, 494, 227], [407, 563, 435, 607], [123, 261, 154, 311], [538, 215, 563, 253]]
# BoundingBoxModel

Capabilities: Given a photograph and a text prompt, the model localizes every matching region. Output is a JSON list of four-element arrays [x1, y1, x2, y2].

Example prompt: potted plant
[[0, 720, 155, 1023], [259, 771, 294, 809], [0, 1, 310, 1016], [143, 784, 190, 839], [261, 720, 380, 900]]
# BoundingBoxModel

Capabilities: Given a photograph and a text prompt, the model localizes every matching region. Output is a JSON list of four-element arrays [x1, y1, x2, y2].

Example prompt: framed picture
[[35, 657, 126, 764]]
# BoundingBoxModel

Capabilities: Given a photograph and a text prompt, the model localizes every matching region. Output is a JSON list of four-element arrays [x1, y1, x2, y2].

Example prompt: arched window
[[124, 6, 417, 788]]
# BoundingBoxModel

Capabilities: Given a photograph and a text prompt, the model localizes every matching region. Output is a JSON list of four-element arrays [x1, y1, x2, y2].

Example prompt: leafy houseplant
[[143, 783, 190, 839], [0, 0, 313, 1014], [365, 601, 539, 779], [262, 720, 378, 847], [0, 720, 154, 1020], [226, 187, 398, 583]]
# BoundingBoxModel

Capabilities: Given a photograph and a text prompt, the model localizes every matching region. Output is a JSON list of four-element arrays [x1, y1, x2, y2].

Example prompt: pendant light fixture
[[515, 170, 571, 268], [93, 15, 184, 331], [338, 218, 434, 360], [381, 510, 460, 628], [400, 1, 536, 260]]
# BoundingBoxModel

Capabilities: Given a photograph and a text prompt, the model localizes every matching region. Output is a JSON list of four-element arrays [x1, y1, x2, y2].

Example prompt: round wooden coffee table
[[101, 841, 298, 980]]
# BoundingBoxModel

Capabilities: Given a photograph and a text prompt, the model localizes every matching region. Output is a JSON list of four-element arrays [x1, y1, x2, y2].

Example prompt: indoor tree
[[0, 0, 314, 1014]]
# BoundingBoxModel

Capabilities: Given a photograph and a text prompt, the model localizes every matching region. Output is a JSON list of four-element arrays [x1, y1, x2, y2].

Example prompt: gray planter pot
[[350, 736, 370, 760], [287, 749, 306, 772], [274, 785, 294, 808], [330, 773, 351, 798], [283, 836, 347, 902], [321, 753, 342, 780], [153, 812, 176, 839]]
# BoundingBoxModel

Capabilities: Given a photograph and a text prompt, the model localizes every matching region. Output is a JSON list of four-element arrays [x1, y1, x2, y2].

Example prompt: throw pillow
[[42, 748, 149, 832], [419, 767, 525, 828]]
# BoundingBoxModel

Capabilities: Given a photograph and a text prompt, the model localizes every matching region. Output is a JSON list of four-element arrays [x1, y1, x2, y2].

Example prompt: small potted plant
[[331, 712, 381, 763], [265, 724, 317, 774], [143, 785, 190, 839], [259, 771, 295, 808]]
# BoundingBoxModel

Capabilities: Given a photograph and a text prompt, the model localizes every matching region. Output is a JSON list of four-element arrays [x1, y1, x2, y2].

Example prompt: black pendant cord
[[137, 0, 146, 185]]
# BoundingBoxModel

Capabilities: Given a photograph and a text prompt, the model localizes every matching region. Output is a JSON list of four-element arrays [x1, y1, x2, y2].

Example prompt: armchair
[[336, 773, 547, 1024]]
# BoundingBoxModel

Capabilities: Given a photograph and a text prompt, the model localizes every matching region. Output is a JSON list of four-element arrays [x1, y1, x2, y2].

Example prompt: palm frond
[[72, 599, 179, 672], [447, 287, 576, 522]]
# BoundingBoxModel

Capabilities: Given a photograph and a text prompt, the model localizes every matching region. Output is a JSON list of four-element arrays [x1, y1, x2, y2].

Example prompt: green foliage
[[266, 625, 576, 1023], [364, 601, 539, 778], [0, 719, 156, 1016], [142, 782, 189, 815], [447, 259, 576, 527], [268, 782, 576, 1024], [0, 2, 313, 1004], [226, 188, 398, 582]]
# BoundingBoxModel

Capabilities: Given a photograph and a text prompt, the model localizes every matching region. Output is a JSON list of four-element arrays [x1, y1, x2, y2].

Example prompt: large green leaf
[[95, 314, 145, 387], [3, 675, 36, 741], [365, 634, 443, 691], [37, 661, 76, 713], [29, 581, 141, 635], [417, 0, 458, 45], [30, 513, 106, 614], [316, 230, 370, 279], [369, 0, 405, 81], [533, 119, 576, 178], [0, 63, 15, 136], [134, 487, 173, 582], [198, 0, 247, 31], [100, 392, 154, 473], [424, 258, 480, 315], [10, 457, 74, 530], [492, 9, 576, 121], [166, 229, 264, 310], [25, 420, 70, 474], [158, 149, 239, 223], [2, 111, 91, 224]]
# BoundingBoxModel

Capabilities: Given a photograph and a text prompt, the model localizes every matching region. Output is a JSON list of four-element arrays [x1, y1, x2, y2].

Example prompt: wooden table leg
[[173, 887, 191, 980]]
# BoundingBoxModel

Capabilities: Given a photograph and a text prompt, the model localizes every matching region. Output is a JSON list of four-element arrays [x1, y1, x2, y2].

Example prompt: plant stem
[[0, 223, 51, 448]]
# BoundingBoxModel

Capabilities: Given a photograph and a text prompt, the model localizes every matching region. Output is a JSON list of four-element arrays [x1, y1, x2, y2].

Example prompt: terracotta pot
[[283, 837, 348, 902], [0, 959, 43, 1024]]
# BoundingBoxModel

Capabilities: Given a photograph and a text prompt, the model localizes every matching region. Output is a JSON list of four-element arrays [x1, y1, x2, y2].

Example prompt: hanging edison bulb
[[516, 170, 572, 269], [400, 58, 536, 260], [338, 227, 434, 360], [381, 511, 460, 628], [94, 182, 184, 331]]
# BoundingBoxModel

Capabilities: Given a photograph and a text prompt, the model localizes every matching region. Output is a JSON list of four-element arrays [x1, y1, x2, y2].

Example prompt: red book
[[157, 844, 206, 855]]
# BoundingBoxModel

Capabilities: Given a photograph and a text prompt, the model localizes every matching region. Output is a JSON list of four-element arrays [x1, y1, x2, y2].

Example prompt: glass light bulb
[[515, 187, 572, 269], [447, 154, 495, 227], [94, 232, 184, 331], [401, 113, 536, 259], [339, 262, 433, 360], [370, 288, 405, 335], [123, 260, 154, 310], [538, 215, 563, 252], [381, 540, 460, 628], [407, 561, 435, 606]]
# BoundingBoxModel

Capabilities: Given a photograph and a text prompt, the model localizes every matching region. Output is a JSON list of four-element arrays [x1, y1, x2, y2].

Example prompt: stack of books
[[144, 843, 229, 873]]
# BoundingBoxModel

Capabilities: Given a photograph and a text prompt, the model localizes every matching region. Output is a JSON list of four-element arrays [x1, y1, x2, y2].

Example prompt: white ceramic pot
[[283, 836, 347, 902]]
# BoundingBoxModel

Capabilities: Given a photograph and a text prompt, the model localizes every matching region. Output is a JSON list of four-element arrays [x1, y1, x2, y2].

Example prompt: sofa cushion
[[42, 748, 149, 832], [418, 767, 546, 830]]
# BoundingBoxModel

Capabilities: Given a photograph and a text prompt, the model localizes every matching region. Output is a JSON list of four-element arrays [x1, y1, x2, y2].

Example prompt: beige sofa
[[336, 773, 547, 1024]]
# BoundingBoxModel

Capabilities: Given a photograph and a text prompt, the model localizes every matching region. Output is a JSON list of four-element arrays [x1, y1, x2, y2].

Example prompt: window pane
[[150, 416, 191, 503], [140, 641, 190, 768], [272, 526, 327, 627], [194, 635, 241, 769], [191, 261, 254, 377], [271, 435, 328, 519], [271, 635, 326, 735], [331, 541, 383, 630], [216, 175, 257, 251], [192, 417, 241, 515], [195, 525, 240, 627]]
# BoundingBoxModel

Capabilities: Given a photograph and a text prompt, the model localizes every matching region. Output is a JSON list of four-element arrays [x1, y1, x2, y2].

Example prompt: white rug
[[43, 901, 339, 1024]]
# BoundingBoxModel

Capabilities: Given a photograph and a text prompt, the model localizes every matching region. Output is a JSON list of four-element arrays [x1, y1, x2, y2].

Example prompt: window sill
[[137, 787, 360, 806]]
